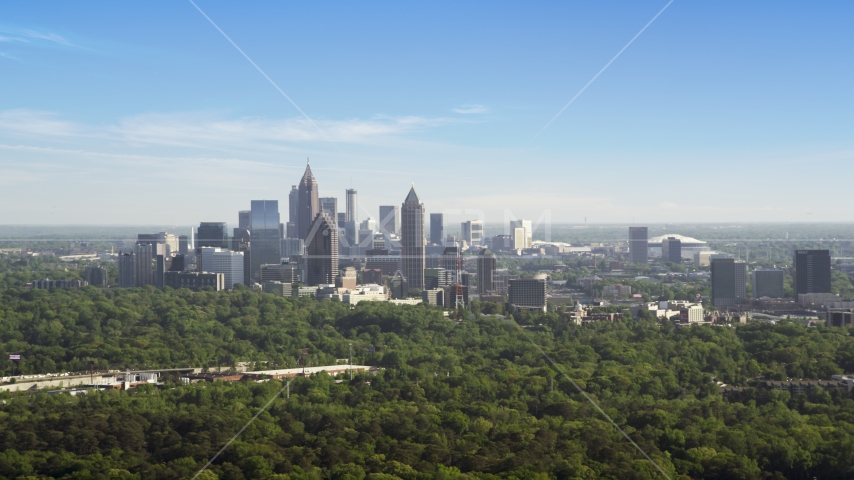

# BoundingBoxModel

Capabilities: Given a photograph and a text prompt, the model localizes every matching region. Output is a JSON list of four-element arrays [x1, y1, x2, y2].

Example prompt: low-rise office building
[[164, 271, 224, 291], [508, 275, 547, 312]]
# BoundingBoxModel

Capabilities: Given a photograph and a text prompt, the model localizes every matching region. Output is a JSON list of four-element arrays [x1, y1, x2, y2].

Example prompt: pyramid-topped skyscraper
[[297, 161, 319, 241], [400, 184, 425, 289]]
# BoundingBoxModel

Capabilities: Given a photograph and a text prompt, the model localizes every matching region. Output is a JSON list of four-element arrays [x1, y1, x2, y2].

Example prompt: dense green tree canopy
[[1, 286, 854, 478]]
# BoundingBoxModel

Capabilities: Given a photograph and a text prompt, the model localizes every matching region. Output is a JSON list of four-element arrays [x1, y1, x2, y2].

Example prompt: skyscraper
[[401, 185, 426, 289], [462, 220, 484, 247], [509, 220, 532, 249], [379, 205, 399, 235], [477, 248, 496, 294], [288, 185, 299, 238], [794, 250, 832, 297], [238, 210, 251, 230], [306, 211, 338, 286], [134, 242, 157, 287], [298, 164, 319, 241], [249, 200, 282, 282], [661, 237, 682, 263], [430, 213, 444, 245], [320, 197, 338, 225], [346, 189, 358, 224], [629, 227, 649, 264], [711, 258, 747, 309], [197, 222, 229, 249], [118, 252, 134, 288]]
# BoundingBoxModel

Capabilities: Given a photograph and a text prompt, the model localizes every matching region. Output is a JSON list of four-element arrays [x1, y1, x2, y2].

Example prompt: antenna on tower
[[307, 157, 310, 165]]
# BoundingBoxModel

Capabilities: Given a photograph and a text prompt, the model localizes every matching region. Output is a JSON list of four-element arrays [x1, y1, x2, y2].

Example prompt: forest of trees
[[1, 285, 854, 478]]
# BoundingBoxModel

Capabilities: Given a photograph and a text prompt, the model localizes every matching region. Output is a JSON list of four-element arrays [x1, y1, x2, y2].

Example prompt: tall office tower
[[155, 253, 167, 288], [661, 237, 682, 263], [178, 235, 189, 255], [249, 200, 282, 282], [320, 197, 338, 225], [629, 227, 649, 264], [508, 275, 547, 312], [238, 210, 251, 230], [197, 222, 229, 249], [306, 211, 338, 286], [509, 220, 532, 249], [401, 185, 426, 289], [298, 164, 319, 241], [118, 252, 135, 288], [794, 249, 832, 297], [337, 212, 346, 225], [711, 258, 747, 309], [461, 220, 484, 247], [379, 205, 399, 235], [85, 265, 107, 287], [200, 247, 245, 289], [477, 248, 497, 294], [288, 185, 299, 237], [752, 268, 785, 298], [512, 227, 526, 251], [430, 213, 444, 245], [346, 189, 358, 224], [133, 242, 157, 287]]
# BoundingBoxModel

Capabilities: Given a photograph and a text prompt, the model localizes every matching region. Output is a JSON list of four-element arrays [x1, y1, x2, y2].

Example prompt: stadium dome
[[647, 234, 708, 259]]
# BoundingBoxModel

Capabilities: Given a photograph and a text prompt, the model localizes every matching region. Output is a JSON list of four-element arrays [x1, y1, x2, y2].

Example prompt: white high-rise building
[[461, 220, 484, 247], [509, 220, 532, 249], [512, 227, 526, 251], [200, 247, 245, 290]]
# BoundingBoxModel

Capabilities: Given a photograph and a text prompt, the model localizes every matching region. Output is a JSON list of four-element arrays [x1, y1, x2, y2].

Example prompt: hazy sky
[[1, 1, 852, 226]]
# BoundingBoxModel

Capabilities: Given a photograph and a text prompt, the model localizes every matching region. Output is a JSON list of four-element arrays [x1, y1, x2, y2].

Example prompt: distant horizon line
[[2, 222, 854, 228]]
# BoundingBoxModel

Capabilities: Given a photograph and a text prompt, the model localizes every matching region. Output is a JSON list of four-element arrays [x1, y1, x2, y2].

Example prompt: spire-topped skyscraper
[[400, 183, 426, 289], [297, 160, 319, 241]]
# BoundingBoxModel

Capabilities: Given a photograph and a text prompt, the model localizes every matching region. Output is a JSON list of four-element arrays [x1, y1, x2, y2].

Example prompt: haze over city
[[2, 1, 853, 225]]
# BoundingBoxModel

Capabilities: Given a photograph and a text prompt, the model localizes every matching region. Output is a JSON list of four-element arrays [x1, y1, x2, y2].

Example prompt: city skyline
[[1, 2, 853, 224]]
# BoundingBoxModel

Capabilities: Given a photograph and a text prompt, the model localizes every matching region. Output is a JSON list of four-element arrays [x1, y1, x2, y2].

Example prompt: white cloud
[[0, 109, 463, 151], [0, 109, 82, 137], [0, 35, 28, 43], [0, 27, 74, 46], [21, 29, 73, 46], [452, 104, 488, 114]]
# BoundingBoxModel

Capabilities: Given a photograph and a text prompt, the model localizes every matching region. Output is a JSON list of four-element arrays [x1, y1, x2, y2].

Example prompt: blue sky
[[1, 1, 852, 226]]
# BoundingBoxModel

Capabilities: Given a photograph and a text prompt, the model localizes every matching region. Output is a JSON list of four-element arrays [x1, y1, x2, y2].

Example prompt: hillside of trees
[[1, 287, 854, 478]]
